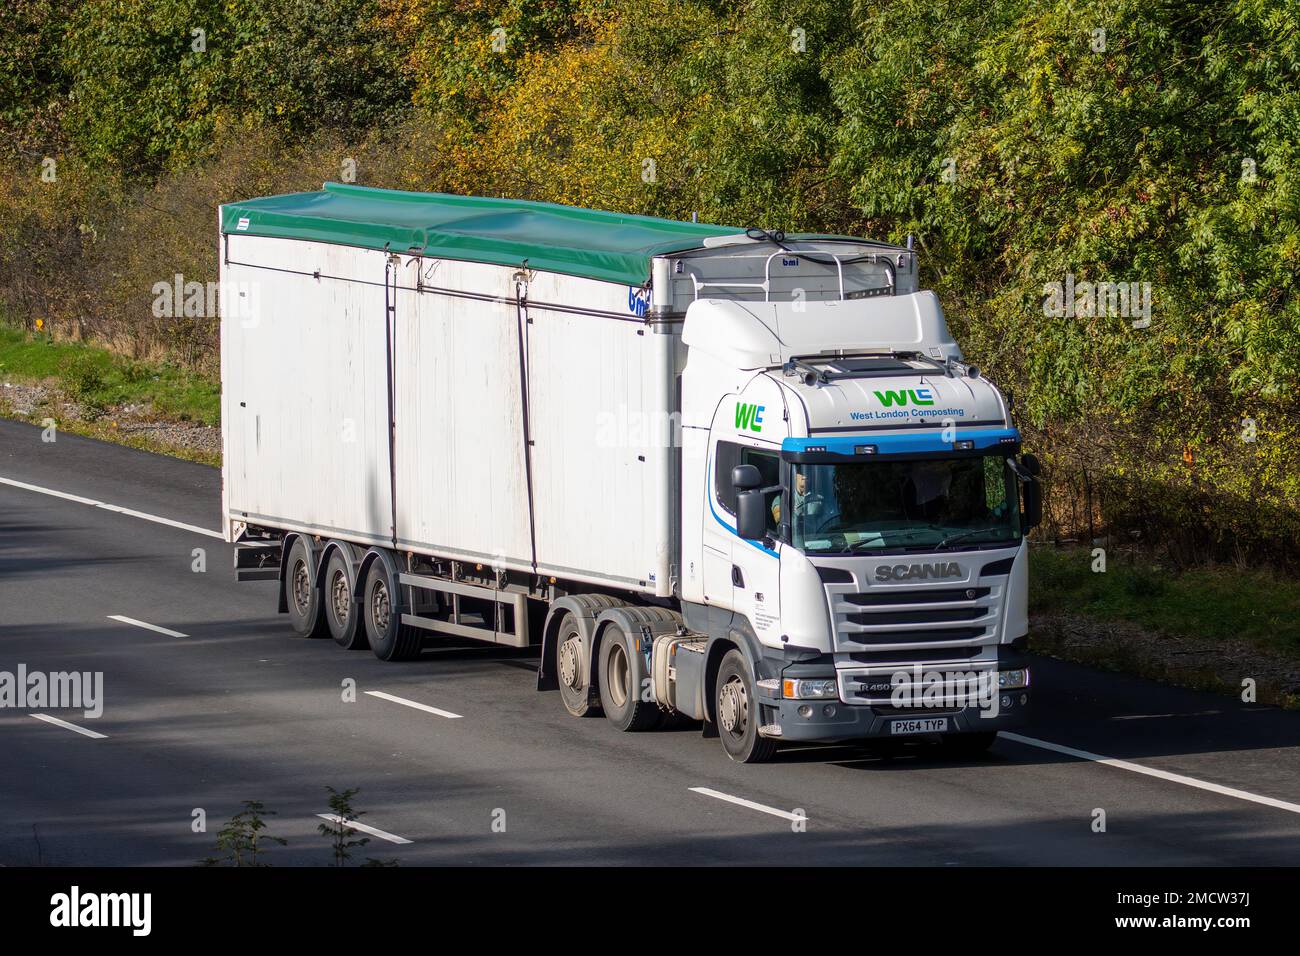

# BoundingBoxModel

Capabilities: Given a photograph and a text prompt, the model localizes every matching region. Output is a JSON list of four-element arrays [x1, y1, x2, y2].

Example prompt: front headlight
[[998, 669, 1029, 690], [783, 678, 839, 700]]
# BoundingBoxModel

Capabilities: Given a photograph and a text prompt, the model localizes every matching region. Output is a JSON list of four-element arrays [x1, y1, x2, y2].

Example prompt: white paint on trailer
[[221, 233, 673, 595], [220, 237, 394, 547]]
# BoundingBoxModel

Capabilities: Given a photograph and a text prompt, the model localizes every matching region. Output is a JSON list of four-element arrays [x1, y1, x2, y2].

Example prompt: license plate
[[890, 717, 949, 735]]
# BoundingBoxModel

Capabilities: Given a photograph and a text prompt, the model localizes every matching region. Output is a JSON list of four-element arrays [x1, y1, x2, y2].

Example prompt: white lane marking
[[364, 690, 462, 719], [107, 615, 189, 638], [316, 814, 412, 845], [0, 475, 224, 539], [1002, 732, 1300, 816], [689, 786, 805, 823], [31, 713, 107, 739]]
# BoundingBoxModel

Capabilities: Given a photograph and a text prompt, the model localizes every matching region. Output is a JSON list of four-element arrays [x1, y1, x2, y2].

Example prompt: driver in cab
[[770, 470, 823, 535]]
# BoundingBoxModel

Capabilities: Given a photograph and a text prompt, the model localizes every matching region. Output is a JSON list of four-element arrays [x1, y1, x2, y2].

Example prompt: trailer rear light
[[783, 678, 838, 699]]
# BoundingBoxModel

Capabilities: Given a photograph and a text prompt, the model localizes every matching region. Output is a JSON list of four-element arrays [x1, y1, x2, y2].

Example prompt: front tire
[[285, 537, 328, 638], [715, 650, 777, 763], [557, 617, 598, 717]]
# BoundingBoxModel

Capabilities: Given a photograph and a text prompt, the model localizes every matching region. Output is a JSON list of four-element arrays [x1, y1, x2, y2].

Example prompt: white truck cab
[[666, 268, 1039, 760]]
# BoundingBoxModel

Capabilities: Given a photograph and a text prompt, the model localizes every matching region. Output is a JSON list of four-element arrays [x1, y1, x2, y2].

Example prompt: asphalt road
[[2, 417, 1298, 866]]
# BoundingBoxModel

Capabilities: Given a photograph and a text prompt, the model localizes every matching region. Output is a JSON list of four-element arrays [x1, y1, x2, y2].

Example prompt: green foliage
[[316, 786, 398, 866], [0, 325, 221, 425], [201, 800, 286, 867], [1031, 545, 1300, 659], [55, 0, 413, 174], [318, 786, 369, 867]]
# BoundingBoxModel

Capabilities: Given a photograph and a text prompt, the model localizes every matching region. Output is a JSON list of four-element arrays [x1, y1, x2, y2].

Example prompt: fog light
[[798, 705, 813, 719], [1020, 694, 1028, 705], [822, 705, 836, 718], [1001, 695, 1012, 709]]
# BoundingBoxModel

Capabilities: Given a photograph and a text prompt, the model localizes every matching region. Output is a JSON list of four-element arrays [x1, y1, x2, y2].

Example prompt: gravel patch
[[1, 379, 220, 459]]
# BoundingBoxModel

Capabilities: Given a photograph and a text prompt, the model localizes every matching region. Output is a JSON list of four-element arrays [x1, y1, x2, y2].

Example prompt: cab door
[[703, 386, 785, 645]]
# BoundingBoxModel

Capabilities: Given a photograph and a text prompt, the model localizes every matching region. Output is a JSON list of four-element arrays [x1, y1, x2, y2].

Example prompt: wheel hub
[[291, 560, 311, 613], [371, 579, 390, 631], [607, 642, 629, 708], [330, 570, 350, 622], [558, 636, 581, 689], [719, 677, 747, 735]]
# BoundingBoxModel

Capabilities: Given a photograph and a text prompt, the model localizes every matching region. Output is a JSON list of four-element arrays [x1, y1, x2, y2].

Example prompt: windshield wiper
[[935, 528, 1000, 550], [844, 527, 941, 551]]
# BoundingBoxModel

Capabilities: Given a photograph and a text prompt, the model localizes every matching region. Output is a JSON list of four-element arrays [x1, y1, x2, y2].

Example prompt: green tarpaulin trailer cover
[[220, 183, 749, 286]]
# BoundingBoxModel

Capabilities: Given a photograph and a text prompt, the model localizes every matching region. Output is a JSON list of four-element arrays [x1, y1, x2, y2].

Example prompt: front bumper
[[770, 691, 1030, 743], [762, 645, 1033, 743]]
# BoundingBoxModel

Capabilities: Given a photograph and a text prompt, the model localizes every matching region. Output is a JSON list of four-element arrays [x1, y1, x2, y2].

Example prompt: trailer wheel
[[324, 549, 366, 650], [556, 617, 598, 717], [362, 558, 423, 661], [597, 624, 660, 731], [285, 537, 328, 638], [715, 650, 777, 763]]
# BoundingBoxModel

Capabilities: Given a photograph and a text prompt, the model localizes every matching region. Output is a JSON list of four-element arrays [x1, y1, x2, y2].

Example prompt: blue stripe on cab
[[782, 428, 1020, 456]]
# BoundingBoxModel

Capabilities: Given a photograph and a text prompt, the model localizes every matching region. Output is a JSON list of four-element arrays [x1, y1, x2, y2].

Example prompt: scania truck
[[219, 183, 1040, 762]]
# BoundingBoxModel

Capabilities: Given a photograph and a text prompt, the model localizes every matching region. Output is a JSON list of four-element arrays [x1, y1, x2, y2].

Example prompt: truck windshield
[[789, 455, 1022, 553]]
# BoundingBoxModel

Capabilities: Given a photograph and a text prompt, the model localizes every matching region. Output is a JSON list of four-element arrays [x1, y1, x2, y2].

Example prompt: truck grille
[[820, 568, 1006, 660], [813, 554, 1015, 705]]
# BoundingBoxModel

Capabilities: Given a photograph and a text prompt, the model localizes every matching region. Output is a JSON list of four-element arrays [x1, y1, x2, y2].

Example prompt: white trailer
[[221, 184, 1041, 761]]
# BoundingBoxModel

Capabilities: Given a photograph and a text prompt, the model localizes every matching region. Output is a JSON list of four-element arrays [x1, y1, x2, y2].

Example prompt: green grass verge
[[0, 324, 219, 426], [1030, 546, 1300, 660]]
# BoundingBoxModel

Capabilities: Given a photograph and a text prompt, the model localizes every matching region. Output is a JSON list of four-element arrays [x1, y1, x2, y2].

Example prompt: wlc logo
[[735, 402, 765, 432], [874, 388, 935, 407]]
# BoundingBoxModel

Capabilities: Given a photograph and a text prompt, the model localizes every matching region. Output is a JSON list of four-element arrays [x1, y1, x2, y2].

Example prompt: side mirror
[[1022, 476, 1042, 530], [737, 488, 768, 540], [731, 464, 762, 491], [1020, 453, 1041, 477]]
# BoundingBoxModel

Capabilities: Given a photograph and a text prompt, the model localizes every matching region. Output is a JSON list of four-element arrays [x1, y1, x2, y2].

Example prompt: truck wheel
[[285, 537, 328, 638], [362, 559, 423, 661], [715, 650, 778, 763], [557, 617, 598, 717], [937, 731, 998, 756], [324, 549, 366, 650], [597, 624, 660, 731]]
